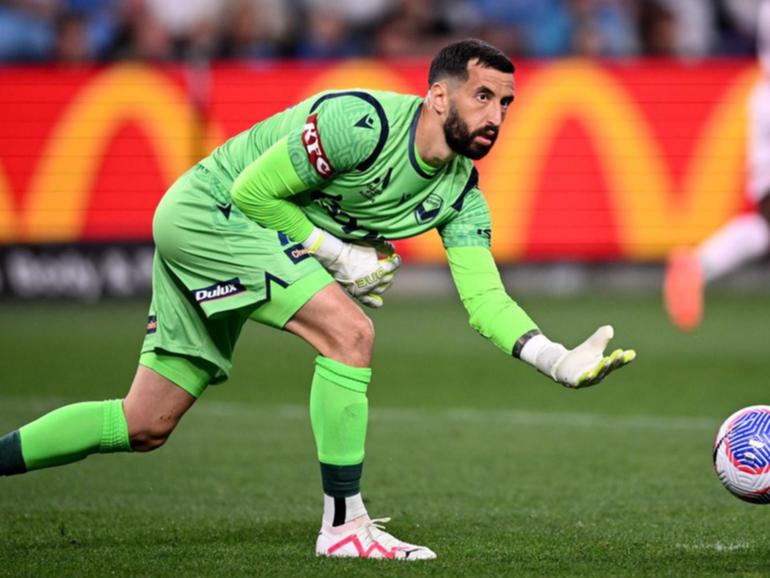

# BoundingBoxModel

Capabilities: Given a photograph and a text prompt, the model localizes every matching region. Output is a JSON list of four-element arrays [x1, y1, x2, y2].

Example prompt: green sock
[[309, 356, 371, 497], [1, 399, 132, 474]]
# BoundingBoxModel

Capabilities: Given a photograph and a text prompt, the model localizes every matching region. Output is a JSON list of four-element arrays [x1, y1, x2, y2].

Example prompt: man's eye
[[478, 94, 488, 101]]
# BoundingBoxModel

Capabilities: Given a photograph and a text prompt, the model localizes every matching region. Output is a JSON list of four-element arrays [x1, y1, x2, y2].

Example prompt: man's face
[[442, 60, 514, 160]]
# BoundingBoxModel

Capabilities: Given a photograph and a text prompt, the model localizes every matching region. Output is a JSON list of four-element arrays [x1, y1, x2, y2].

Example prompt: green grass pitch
[[1, 292, 769, 577]]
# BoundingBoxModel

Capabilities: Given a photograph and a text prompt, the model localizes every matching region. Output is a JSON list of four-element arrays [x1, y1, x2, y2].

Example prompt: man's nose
[[487, 104, 503, 127]]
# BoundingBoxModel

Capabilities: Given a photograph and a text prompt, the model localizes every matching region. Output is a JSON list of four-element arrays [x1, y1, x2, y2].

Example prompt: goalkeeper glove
[[517, 325, 636, 388], [302, 227, 401, 308]]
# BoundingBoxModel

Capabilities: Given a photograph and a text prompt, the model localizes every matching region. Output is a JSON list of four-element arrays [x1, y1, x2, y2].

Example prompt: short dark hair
[[428, 39, 514, 86]]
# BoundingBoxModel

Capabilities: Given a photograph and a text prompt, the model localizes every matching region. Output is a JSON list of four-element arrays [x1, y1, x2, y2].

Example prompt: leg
[[695, 210, 770, 283], [281, 283, 435, 560], [666, 79, 770, 331], [664, 195, 770, 332], [123, 365, 197, 452], [284, 282, 374, 500], [284, 282, 374, 368], [0, 363, 198, 476]]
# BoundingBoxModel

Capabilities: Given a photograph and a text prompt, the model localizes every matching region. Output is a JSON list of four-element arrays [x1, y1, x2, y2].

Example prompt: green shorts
[[140, 165, 334, 398]]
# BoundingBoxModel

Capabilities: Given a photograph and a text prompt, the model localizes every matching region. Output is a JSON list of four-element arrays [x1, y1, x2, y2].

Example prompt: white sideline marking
[[0, 395, 717, 432], [675, 542, 751, 552], [197, 402, 716, 432]]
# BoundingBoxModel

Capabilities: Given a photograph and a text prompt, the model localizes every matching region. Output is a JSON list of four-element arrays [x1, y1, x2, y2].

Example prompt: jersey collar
[[409, 104, 443, 179]]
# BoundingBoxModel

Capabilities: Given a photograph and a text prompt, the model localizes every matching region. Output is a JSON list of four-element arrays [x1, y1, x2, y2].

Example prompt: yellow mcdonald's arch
[[299, 60, 417, 98], [0, 159, 13, 242], [477, 61, 757, 261], [0, 64, 225, 242]]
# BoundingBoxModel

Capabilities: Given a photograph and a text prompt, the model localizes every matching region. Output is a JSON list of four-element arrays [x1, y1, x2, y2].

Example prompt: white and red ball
[[714, 405, 770, 504]]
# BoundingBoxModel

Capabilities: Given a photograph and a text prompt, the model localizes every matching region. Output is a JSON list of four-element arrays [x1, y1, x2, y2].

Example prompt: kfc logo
[[302, 113, 334, 178]]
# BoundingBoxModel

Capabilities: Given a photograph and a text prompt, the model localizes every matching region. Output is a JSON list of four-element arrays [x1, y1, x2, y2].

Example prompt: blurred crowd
[[0, 0, 763, 63]]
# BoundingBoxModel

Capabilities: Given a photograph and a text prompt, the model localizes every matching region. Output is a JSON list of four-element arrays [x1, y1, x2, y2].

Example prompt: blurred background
[[4, 4, 770, 573], [0, 0, 766, 300], [0, 0, 761, 62]]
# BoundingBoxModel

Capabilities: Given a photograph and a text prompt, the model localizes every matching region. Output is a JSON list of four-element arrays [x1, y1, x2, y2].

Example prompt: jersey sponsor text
[[303, 114, 334, 178]]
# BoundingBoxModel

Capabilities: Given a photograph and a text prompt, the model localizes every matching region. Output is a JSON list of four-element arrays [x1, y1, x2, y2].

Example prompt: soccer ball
[[713, 405, 770, 504]]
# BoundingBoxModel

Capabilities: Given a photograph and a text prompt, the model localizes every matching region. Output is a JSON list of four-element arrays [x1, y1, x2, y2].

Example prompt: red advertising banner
[[0, 60, 759, 261]]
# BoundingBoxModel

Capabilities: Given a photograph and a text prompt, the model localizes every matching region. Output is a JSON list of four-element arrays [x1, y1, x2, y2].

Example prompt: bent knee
[[335, 313, 374, 365], [347, 314, 375, 350], [127, 421, 176, 452], [129, 429, 170, 452]]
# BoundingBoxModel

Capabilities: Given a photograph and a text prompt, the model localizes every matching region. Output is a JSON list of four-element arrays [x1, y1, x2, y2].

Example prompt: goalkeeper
[[0, 39, 635, 560]]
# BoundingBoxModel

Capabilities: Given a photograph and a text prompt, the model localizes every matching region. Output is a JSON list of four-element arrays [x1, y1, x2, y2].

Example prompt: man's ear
[[428, 81, 450, 116]]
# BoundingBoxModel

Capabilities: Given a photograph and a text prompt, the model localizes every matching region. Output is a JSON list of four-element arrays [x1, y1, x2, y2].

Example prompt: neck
[[414, 101, 455, 168]]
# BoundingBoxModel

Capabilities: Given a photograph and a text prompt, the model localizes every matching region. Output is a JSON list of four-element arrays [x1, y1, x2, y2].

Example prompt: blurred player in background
[[664, 0, 770, 331], [0, 39, 635, 560]]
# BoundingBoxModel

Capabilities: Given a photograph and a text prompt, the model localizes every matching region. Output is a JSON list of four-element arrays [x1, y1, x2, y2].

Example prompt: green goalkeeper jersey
[[200, 89, 490, 250], [198, 88, 538, 355]]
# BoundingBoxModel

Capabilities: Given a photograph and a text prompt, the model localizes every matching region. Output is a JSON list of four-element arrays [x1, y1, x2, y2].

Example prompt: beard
[[443, 103, 498, 160]]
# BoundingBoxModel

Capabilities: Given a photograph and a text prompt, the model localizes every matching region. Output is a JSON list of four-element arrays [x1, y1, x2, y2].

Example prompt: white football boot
[[316, 515, 437, 560]]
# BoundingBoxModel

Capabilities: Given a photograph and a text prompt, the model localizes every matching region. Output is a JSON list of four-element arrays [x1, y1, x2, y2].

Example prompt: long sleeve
[[446, 245, 538, 355], [230, 136, 315, 242], [230, 93, 385, 243]]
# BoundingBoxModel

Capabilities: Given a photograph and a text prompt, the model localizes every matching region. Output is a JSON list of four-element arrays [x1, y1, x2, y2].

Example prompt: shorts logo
[[193, 278, 246, 303], [278, 232, 311, 264], [302, 113, 334, 179], [146, 315, 157, 334], [286, 246, 310, 263]]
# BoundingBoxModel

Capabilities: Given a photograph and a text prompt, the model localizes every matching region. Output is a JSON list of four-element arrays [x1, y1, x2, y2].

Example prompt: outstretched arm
[[445, 245, 538, 354], [446, 246, 635, 388]]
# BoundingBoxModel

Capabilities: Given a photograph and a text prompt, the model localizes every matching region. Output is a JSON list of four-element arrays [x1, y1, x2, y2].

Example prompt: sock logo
[[193, 278, 246, 303], [303, 113, 334, 179]]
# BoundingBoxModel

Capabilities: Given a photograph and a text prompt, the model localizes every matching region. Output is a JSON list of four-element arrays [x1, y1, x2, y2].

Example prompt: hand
[[302, 228, 401, 308], [521, 326, 636, 388], [333, 241, 401, 308], [551, 326, 636, 388]]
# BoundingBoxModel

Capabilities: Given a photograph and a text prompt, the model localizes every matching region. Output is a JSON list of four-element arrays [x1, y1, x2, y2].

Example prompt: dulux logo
[[193, 278, 246, 303]]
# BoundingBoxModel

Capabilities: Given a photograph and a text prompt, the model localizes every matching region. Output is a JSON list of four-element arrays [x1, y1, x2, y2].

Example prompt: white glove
[[302, 227, 401, 308], [518, 326, 636, 388]]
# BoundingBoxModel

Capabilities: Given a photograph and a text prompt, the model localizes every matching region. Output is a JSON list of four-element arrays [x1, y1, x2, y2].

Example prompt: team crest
[[414, 194, 444, 224]]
